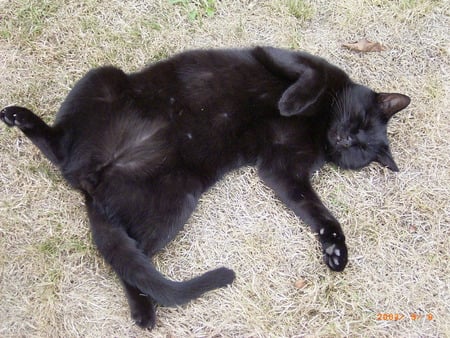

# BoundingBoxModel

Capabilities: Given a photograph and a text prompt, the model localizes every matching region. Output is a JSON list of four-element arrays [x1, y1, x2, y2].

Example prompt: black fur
[[1, 46, 410, 329]]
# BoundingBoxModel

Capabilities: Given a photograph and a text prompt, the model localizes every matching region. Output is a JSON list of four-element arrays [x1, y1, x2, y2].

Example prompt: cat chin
[[333, 161, 358, 170], [330, 153, 370, 171], [337, 163, 366, 171]]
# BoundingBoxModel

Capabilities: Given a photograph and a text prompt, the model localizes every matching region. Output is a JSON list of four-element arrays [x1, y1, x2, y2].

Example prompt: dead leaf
[[294, 279, 307, 289], [342, 38, 386, 52]]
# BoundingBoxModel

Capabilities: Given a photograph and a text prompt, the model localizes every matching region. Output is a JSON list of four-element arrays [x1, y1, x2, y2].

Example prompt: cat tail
[[86, 198, 235, 306]]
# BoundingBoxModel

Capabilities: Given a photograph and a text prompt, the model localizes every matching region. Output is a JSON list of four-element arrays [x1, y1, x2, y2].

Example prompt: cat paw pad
[[0, 106, 34, 128], [322, 241, 348, 271], [318, 226, 348, 271]]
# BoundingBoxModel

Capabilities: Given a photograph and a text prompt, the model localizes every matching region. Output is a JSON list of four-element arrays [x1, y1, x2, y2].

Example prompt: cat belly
[[61, 112, 174, 193], [104, 116, 170, 173]]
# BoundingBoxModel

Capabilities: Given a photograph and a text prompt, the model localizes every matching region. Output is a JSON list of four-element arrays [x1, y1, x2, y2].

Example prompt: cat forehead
[[344, 85, 375, 104], [352, 84, 373, 96], [337, 85, 379, 116]]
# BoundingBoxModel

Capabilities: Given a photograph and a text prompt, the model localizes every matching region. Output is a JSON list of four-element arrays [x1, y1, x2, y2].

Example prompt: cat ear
[[376, 147, 399, 172], [377, 93, 410, 120], [278, 68, 325, 117]]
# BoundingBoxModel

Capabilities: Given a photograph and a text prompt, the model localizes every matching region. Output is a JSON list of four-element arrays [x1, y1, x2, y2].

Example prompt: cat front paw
[[319, 226, 348, 271], [0, 106, 35, 129], [323, 241, 348, 271]]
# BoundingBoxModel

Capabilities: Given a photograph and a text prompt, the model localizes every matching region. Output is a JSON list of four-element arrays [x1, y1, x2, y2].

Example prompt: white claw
[[335, 249, 341, 257], [319, 228, 325, 235]]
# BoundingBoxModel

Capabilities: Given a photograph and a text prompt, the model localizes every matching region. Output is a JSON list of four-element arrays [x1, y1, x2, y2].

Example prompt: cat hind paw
[[130, 298, 157, 329], [132, 308, 156, 329], [0, 106, 35, 129]]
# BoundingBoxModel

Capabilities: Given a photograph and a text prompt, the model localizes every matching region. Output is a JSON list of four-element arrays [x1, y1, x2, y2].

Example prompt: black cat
[[1, 46, 410, 329]]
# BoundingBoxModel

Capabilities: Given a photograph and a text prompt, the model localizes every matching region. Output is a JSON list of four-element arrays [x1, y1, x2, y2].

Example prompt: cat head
[[327, 84, 410, 171]]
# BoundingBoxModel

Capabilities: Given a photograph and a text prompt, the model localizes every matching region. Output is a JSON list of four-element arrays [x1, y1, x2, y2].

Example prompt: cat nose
[[336, 136, 352, 148]]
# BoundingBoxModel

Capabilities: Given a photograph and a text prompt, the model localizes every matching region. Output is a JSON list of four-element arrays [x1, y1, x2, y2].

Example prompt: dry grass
[[1, 0, 449, 336]]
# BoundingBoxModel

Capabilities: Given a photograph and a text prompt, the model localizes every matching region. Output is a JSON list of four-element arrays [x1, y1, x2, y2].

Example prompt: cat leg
[[117, 185, 197, 329], [258, 167, 348, 271], [137, 183, 204, 258], [252, 46, 327, 117], [85, 196, 235, 322], [0, 106, 62, 164], [85, 197, 157, 326], [122, 281, 156, 329]]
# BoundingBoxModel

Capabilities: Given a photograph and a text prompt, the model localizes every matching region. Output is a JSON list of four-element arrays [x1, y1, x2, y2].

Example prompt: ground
[[0, 0, 449, 337]]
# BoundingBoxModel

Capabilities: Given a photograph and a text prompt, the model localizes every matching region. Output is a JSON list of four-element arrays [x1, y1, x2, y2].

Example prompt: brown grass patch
[[1, 0, 449, 336]]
